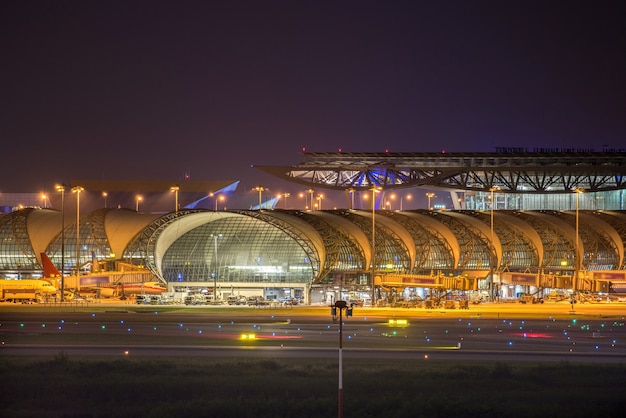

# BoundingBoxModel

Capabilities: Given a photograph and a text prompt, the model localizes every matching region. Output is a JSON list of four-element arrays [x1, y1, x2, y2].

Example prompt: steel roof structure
[[256, 151, 626, 193]]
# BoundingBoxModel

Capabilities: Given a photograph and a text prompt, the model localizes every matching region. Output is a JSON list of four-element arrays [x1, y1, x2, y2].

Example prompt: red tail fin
[[41, 253, 62, 278]]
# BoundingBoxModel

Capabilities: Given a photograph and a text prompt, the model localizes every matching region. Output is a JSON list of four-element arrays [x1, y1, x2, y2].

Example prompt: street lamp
[[277, 192, 291, 209], [135, 195, 143, 212], [370, 186, 381, 305], [573, 187, 584, 290], [170, 186, 179, 213], [489, 186, 500, 301], [331, 300, 353, 418], [41, 193, 48, 208], [55, 184, 66, 301], [102, 191, 107, 208], [71, 186, 84, 291], [426, 192, 436, 210], [211, 233, 223, 303], [401, 194, 412, 211], [216, 194, 225, 211], [254, 186, 267, 209], [316, 194, 324, 210]]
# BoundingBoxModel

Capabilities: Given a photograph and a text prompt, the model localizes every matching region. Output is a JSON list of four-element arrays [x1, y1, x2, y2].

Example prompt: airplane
[[0, 278, 57, 295], [41, 253, 166, 298]]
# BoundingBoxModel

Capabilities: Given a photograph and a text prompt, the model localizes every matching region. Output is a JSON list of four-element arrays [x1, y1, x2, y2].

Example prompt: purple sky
[[2, 0, 625, 198]]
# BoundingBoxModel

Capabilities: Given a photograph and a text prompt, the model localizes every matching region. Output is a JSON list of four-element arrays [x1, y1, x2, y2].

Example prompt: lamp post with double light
[[489, 186, 500, 301], [574, 187, 584, 290], [316, 194, 324, 210], [211, 233, 223, 303], [426, 192, 435, 210], [277, 192, 290, 209], [71, 186, 84, 291], [55, 184, 67, 301], [370, 186, 381, 305], [254, 186, 266, 209]]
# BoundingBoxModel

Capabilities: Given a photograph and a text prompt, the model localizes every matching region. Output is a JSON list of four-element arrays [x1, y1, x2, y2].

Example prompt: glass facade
[[161, 215, 314, 284]]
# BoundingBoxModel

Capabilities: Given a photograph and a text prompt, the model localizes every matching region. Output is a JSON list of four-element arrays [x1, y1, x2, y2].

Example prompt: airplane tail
[[41, 253, 62, 278]]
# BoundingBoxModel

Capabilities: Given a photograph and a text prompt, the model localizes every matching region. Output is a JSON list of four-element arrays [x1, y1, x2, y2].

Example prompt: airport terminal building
[[1, 205, 626, 304], [1, 150, 626, 304]]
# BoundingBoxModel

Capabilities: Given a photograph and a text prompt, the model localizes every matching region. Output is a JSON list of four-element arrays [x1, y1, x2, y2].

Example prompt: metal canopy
[[255, 151, 626, 193]]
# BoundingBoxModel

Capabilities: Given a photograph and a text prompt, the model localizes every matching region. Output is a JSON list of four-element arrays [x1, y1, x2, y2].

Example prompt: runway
[[2, 302, 625, 363]]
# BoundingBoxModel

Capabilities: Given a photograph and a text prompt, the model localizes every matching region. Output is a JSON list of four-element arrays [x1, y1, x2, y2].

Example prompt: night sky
[[2, 1, 625, 197]]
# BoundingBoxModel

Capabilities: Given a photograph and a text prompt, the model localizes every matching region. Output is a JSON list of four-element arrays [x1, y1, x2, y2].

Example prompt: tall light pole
[[401, 194, 412, 211], [316, 194, 324, 210], [489, 186, 499, 301], [574, 187, 584, 290], [135, 195, 143, 212], [72, 186, 84, 291], [170, 186, 179, 213], [211, 234, 223, 302], [387, 193, 395, 210], [55, 184, 66, 301], [299, 192, 309, 210], [41, 193, 48, 208], [370, 186, 381, 305], [254, 186, 266, 209], [426, 192, 435, 210], [215, 194, 225, 211], [308, 189, 314, 210], [280, 192, 290, 209], [102, 191, 107, 208], [331, 300, 352, 418]]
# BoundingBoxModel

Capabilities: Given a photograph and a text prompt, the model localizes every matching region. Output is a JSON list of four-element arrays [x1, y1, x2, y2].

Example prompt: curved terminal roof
[[2, 207, 626, 293]]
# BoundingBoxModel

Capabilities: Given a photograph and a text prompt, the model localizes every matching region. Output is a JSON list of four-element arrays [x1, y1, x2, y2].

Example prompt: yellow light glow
[[240, 333, 256, 340], [388, 319, 408, 326]]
